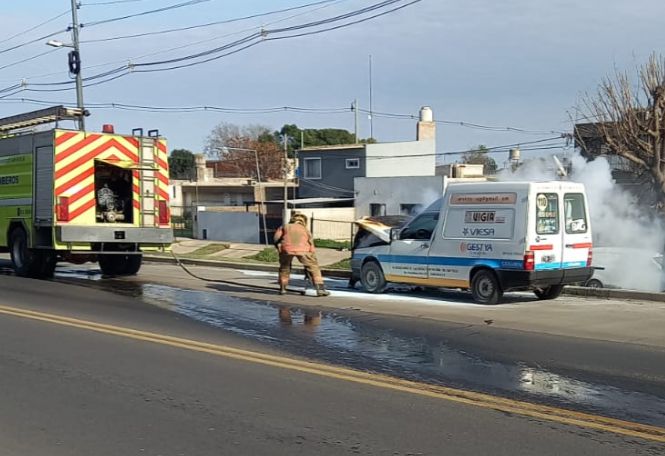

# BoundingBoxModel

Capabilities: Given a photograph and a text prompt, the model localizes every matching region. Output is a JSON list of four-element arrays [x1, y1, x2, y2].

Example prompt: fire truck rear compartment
[[94, 161, 133, 224]]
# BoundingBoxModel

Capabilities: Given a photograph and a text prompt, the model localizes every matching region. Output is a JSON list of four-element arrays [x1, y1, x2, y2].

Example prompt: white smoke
[[499, 153, 664, 291]]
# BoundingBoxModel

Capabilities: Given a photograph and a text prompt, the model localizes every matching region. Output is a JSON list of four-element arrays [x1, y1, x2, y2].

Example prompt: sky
[[1, 0, 665, 166]]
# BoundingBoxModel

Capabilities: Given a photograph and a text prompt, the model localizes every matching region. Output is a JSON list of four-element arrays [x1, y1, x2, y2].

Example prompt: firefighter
[[274, 212, 330, 297]]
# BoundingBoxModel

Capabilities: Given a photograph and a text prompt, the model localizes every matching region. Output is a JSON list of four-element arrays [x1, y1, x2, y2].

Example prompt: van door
[[386, 211, 439, 281], [532, 191, 564, 270], [561, 192, 591, 269]]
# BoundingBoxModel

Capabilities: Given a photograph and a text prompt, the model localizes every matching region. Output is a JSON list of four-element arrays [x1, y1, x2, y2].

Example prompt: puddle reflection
[[135, 283, 665, 427]]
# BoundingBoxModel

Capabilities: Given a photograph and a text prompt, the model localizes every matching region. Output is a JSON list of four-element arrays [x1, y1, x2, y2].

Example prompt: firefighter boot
[[315, 284, 330, 297], [278, 284, 287, 295]]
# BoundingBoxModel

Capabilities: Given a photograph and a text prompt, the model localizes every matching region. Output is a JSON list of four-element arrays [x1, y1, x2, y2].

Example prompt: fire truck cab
[[0, 106, 173, 278]]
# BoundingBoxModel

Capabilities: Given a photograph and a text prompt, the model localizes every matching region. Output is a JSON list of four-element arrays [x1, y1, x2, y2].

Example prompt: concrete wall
[[297, 148, 366, 199], [365, 140, 435, 177], [196, 211, 260, 243], [354, 175, 446, 218]]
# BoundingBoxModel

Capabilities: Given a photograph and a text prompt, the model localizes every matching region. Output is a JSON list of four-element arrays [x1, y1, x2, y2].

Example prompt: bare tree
[[576, 53, 665, 209], [204, 122, 284, 180], [204, 122, 274, 157]]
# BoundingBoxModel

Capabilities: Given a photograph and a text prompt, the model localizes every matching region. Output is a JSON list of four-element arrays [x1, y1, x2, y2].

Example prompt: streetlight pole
[[69, 0, 85, 130]]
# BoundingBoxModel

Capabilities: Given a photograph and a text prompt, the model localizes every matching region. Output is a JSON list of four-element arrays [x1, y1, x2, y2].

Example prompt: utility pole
[[283, 134, 289, 225], [69, 0, 85, 130], [353, 99, 359, 143], [368, 54, 373, 140]]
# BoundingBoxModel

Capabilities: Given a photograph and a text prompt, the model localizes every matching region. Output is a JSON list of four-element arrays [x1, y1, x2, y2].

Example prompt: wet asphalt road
[[0, 264, 664, 454]]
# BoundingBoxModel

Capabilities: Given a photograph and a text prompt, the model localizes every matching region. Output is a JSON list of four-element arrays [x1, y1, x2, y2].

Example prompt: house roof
[[298, 144, 365, 152], [265, 197, 355, 206]]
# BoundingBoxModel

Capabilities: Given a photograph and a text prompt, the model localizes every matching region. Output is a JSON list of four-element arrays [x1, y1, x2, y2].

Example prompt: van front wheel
[[471, 269, 503, 305], [534, 285, 563, 300], [361, 261, 387, 294]]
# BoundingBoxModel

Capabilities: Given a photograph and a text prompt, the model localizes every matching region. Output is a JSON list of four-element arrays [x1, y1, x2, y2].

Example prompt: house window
[[400, 204, 423, 215], [345, 158, 360, 169], [370, 203, 386, 217], [303, 158, 322, 179]]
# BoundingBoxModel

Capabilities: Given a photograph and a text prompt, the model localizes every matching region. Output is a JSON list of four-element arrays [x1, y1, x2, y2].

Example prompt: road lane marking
[[1, 304, 664, 444]]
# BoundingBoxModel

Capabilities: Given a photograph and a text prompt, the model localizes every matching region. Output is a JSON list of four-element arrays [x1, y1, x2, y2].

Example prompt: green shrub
[[189, 243, 229, 257], [313, 239, 351, 250], [247, 247, 279, 263], [326, 258, 351, 270]]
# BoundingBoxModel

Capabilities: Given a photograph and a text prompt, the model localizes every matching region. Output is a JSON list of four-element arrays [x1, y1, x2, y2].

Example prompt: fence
[[310, 217, 356, 243]]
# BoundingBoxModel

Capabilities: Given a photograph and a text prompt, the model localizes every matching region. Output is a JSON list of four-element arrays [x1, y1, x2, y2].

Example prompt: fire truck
[[0, 106, 173, 278]]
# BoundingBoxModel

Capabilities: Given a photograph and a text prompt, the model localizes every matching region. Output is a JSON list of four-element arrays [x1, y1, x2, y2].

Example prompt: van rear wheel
[[534, 285, 563, 300], [471, 269, 503, 305], [361, 261, 387, 294]]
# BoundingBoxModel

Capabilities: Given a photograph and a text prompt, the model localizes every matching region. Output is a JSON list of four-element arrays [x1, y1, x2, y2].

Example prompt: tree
[[204, 122, 275, 156], [168, 149, 196, 180], [204, 122, 285, 180], [277, 124, 372, 153], [461, 145, 497, 174], [576, 53, 665, 210]]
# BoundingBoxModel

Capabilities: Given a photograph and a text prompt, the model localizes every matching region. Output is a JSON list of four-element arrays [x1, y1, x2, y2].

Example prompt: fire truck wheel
[[8, 228, 54, 278], [9, 228, 32, 277], [99, 253, 142, 276]]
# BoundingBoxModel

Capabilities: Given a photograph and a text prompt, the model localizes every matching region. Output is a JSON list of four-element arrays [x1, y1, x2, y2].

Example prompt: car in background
[[584, 247, 664, 292]]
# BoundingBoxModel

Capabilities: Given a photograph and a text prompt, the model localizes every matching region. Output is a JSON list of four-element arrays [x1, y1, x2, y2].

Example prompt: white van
[[351, 181, 594, 304]]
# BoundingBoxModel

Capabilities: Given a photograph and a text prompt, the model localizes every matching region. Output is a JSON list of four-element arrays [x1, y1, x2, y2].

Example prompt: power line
[[0, 29, 68, 56], [0, 97, 569, 135], [358, 109, 567, 135], [0, 49, 59, 72], [83, 0, 212, 27], [81, 0, 339, 44], [0, 0, 418, 92], [83, 0, 147, 5], [0, 10, 69, 46]]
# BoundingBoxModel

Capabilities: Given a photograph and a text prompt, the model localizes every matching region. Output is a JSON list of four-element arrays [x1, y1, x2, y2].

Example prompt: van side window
[[536, 193, 559, 235], [400, 212, 439, 240], [564, 193, 587, 234]]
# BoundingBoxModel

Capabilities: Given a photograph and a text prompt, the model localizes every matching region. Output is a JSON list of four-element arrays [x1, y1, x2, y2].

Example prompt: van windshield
[[400, 212, 439, 240], [536, 193, 559, 235], [564, 193, 588, 234]]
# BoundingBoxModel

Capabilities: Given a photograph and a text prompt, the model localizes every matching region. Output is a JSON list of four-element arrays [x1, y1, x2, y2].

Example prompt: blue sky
[[1, 0, 664, 165]]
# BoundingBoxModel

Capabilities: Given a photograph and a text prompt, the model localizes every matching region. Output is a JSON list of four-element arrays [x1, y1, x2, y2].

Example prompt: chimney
[[194, 154, 208, 182], [417, 106, 436, 141]]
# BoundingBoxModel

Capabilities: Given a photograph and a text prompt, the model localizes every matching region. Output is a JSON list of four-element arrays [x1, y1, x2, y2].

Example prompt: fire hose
[[169, 250, 312, 295]]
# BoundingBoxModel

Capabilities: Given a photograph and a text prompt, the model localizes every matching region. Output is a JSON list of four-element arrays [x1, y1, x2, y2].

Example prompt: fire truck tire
[[8, 227, 55, 278], [99, 253, 142, 276]]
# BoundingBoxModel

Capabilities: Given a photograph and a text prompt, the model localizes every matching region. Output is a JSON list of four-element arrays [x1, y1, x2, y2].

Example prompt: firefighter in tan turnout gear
[[273, 212, 330, 297]]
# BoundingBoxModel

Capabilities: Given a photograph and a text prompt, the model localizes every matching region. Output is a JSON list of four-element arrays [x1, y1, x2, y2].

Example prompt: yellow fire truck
[[0, 106, 173, 278]]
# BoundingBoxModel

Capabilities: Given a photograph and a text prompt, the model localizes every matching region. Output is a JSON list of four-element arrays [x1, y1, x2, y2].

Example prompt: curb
[[563, 286, 665, 302], [143, 255, 352, 279]]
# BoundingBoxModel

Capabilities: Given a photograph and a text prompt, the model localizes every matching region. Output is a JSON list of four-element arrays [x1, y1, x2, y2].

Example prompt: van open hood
[[354, 216, 410, 243]]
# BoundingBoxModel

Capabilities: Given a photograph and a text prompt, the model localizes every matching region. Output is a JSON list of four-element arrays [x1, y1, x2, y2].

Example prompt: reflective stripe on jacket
[[274, 222, 314, 254]]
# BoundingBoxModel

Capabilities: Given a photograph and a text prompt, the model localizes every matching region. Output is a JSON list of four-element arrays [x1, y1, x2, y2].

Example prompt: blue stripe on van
[[353, 252, 586, 271], [535, 261, 586, 270], [375, 254, 524, 270]]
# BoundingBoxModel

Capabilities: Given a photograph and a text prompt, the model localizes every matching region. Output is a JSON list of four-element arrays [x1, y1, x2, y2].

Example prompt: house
[[297, 106, 437, 200], [354, 165, 487, 218]]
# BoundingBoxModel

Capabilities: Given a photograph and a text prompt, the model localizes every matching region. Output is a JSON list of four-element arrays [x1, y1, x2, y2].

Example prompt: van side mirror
[[390, 228, 400, 242]]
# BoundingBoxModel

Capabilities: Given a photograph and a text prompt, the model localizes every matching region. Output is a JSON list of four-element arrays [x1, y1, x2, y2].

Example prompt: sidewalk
[[171, 238, 351, 267]]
